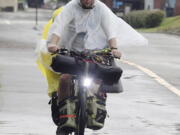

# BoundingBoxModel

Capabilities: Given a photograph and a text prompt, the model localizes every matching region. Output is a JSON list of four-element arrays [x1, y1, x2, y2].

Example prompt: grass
[[138, 16, 180, 34]]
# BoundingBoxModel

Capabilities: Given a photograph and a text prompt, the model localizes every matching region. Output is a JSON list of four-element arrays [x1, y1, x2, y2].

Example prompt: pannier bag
[[86, 95, 107, 130], [58, 97, 78, 132], [50, 92, 60, 126]]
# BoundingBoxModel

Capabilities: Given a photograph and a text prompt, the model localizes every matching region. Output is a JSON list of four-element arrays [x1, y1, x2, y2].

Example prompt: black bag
[[51, 55, 84, 75], [51, 54, 123, 84], [95, 63, 123, 84]]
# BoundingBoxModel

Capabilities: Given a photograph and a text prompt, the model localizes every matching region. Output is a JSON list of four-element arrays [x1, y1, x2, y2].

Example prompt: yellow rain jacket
[[36, 7, 63, 97]]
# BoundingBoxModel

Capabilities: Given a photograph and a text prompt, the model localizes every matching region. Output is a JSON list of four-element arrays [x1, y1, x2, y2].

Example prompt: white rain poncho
[[48, 0, 148, 51], [36, 0, 148, 96]]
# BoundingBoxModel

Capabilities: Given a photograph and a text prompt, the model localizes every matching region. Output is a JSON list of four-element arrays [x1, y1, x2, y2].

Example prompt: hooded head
[[79, 0, 95, 9]]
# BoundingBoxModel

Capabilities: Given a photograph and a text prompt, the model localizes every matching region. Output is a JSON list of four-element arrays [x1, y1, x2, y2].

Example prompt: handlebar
[[50, 48, 122, 83], [56, 48, 120, 66], [57, 48, 119, 59]]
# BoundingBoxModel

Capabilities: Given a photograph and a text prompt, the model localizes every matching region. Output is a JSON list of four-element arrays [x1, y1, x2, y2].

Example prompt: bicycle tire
[[76, 86, 87, 135], [56, 127, 69, 135]]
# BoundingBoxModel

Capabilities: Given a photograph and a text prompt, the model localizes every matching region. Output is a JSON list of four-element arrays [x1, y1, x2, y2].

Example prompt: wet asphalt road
[[121, 33, 180, 90], [0, 10, 180, 135]]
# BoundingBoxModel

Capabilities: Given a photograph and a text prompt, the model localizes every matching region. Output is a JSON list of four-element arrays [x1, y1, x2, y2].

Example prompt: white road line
[[121, 59, 180, 97]]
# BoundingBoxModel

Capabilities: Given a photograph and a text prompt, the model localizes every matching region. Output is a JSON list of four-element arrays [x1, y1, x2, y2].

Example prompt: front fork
[[75, 62, 90, 135]]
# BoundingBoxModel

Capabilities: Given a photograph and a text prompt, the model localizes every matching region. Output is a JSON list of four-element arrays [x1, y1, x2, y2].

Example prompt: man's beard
[[81, 4, 94, 9], [79, 0, 94, 9]]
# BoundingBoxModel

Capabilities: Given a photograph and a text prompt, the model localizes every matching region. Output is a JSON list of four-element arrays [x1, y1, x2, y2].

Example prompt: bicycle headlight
[[83, 77, 92, 87]]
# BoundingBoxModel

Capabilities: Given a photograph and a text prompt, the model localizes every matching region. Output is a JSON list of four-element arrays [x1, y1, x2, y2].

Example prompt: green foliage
[[138, 15, 180, 34], [145, 10, 165, 28], [123, 10, 165, 28]]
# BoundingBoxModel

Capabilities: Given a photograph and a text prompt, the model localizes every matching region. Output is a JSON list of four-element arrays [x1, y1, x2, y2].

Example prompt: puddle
[[123, 69, 144, 80], [123, 75, 139, 79], [135, 100, 165, 106]]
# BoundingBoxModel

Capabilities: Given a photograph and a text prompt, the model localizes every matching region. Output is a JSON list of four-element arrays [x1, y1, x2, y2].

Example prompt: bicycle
[[50, 48, 123, 135]]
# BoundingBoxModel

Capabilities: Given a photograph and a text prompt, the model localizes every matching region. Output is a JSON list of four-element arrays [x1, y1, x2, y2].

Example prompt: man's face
[[80, 0, 95, 9]]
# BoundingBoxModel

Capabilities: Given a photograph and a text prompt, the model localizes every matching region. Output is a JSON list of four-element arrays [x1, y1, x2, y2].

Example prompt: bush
[[123, 10, 165, 28], [145, 10, 165, 28]]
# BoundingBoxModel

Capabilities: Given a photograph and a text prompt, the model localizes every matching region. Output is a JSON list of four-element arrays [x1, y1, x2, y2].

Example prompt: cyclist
[[47, 0, 121, 97], [42, 0, 147, 134]]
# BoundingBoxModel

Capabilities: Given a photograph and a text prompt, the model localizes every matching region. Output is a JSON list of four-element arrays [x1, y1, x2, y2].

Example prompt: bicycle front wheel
[[76, 87, 87, 135]]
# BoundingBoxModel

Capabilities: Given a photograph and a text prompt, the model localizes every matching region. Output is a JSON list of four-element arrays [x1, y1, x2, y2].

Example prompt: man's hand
[[47, 34, 60, 53], [48, 44, 60, 53], [111, 49, 122, 59], [108, 38, 121, 58]]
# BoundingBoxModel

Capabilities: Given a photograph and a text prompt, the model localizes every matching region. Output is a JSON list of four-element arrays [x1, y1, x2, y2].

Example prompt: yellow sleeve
[[37, 7, 64, 97], [42, 7, 64, 40]]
